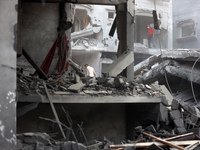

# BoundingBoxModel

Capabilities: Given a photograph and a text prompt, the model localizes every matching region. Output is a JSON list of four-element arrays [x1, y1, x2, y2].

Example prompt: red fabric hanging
[[55, 34, 69, 74], [40, 34, 68, 76]]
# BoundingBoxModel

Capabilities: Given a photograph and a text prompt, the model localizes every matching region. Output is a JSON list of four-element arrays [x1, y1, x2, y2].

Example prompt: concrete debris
[[68, 82, 85, 93], [17, 67, 166, 98], [159, 103, 169, 123], [17, 132, 111, 150], [135, 55, 200, 85], [17, 133, 86, 150], [110, 94, 200, 149], [160, 85, 173, 106], [169, 110, 182, 120], [68, 58, 85, 77], [102, 50, 134, 77]]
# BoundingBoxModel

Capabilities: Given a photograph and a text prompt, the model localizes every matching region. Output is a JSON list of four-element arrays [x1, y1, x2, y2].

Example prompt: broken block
[[68, 83, 85, 93], [105, 78, 115, 88], [102, 50, 134, 77], [160, 85, 173, 106], [96, 77, 107, 84], [176, 127, 187, 134], [174, 118, 185, 128], [159, 103, 169, 123], [169, 110, 181, 120], [171, 99, 180, 110], [114, 76, 127, 88], [75, 74, 82, 83], [150, 81, 161, 91]]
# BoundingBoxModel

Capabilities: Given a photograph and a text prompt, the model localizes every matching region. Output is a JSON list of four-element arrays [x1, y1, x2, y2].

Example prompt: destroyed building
[[1, 0, 200, 150], [173, 0, 200, 49], [71, 4, 118, 76], [71, 0, 173, 75]]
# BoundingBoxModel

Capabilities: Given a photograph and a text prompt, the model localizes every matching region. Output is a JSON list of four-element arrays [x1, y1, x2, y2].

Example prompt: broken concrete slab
[[96, 77, 107, 84], [18, 132, 51, 145], [134, 55, 161, 76], [171, 99, 180, 110], [105, 78, 115, 88], [68, 83, 85, 93], [114, 76, 128, 88], [169, 110, 182, 120], [68, 58, 85, 77], [102, 50, 134, 77], [175, 127, 187, 134], [135, 60, 172, 84], [174, 118, 185, 128], [165, 64, 200, 85], [160, 85, 173, 106], [159, 103, 169, 123], [74, 74, 82, 83]]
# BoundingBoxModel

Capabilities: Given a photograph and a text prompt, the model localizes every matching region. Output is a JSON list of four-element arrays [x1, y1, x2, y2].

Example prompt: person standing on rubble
[[147, 24, 154, 48], [85, 64, 97, 78]]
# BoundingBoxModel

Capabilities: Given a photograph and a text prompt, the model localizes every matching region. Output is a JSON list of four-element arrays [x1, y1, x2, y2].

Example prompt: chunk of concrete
[[169, 110, 181, 120], [171, 99, 180, 110], [150, 81, 161, 91], [174, 118, 185, 128], [75, 74, 82, 83], [160, 85, 173, 106], [96, 77, 107, 84], [22, 132, 51, 145], [176, 127, 187, 134], [105, 78, 115, 88], [102, 50, 134, 77], [114, 76, 127, 88], [68, 83, 85, 93], [159, 103, 169, 123]]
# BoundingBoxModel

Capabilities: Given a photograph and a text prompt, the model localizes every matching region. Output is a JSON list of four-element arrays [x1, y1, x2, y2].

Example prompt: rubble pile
[[17, 67, 165, 98], [110, 98, 200, 149], [17, 132, 112, 150], [134, 50, 200, 86]]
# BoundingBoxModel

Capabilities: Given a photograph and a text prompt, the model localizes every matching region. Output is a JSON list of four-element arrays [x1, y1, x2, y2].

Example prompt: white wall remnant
[[71, 5, 118, 76]]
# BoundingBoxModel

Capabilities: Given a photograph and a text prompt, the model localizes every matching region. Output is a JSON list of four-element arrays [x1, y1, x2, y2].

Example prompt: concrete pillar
[[116, 0, 135, 81], [0, 0, 17, 149]]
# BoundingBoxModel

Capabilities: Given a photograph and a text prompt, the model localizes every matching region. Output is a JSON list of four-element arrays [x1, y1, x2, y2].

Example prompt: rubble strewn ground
[[17, 49, 200, 149], [17, 67, 165, 98]]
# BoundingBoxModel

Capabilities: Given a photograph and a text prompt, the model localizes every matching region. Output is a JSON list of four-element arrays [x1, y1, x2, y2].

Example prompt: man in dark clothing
[[147, 24, 154, 48]]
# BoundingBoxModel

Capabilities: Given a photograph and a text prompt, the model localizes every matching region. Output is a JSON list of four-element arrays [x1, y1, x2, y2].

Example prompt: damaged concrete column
[[116, 0, 135, 81], [0, 0, 17, 149]]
